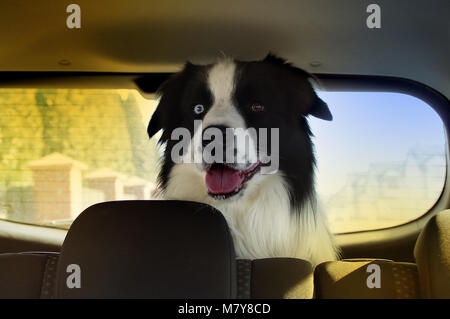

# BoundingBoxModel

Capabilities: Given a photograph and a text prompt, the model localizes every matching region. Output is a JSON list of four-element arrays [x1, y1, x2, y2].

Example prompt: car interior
[[0, 1, 449, 300]]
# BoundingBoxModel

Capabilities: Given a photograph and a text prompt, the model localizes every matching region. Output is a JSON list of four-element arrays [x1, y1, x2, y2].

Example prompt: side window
[[310, 92, 447, 233]]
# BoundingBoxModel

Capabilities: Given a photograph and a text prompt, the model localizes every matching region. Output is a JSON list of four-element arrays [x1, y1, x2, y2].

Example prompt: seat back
[[0, 252, 58, 298], [414, 210, 450, 298], [237, 258, 314, 299], [314, 210, 450, 299], [314, 259, 420, 298], [4, 207, 448, 299], [54, 200, 236, 298], [0, 200, 317, 299]]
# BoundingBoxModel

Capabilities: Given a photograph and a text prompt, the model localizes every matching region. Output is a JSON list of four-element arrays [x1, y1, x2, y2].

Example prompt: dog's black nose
[[202, 125, 230, 148]]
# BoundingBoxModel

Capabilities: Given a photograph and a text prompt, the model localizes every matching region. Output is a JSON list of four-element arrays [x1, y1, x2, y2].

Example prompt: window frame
[[0, 72, 448, 257]]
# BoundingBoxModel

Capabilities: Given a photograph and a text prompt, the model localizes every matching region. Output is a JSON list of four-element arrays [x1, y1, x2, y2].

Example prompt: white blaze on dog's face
[[147, 54, 332, 202], [200, 59, 259, 169], [203, 60, 243, 128], [178, 59, 261, 200]]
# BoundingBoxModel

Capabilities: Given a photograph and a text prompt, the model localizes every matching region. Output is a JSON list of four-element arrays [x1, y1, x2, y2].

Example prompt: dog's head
[[148, 54, 331, 203]]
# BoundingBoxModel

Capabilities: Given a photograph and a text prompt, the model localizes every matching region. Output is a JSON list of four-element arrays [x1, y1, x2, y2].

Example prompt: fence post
[[28, 153, 87, 223], [84, 168, 126, 201]]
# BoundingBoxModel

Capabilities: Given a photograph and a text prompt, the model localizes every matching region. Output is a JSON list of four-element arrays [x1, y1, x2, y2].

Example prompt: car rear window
[[0, 88, 446, 232]]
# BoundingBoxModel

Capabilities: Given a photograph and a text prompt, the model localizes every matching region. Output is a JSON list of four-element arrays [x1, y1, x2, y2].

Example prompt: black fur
[[148, 54, 332, 212]]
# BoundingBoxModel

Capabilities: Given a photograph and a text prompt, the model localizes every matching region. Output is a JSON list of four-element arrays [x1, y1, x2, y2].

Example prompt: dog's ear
[[263, 53, 290, 65], [309, 92, 333, 121], [263, 53, 333, 121], [147, 109, 161, 138], [147, 62, 196, 139], [307, 77, 332, 121]]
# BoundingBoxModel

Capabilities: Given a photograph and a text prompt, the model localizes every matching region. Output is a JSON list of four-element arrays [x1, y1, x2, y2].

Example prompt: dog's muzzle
[[200, 125, 261, 199]]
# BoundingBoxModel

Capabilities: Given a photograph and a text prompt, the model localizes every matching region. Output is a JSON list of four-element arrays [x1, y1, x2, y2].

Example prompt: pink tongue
[[206, 165, 243, 194]]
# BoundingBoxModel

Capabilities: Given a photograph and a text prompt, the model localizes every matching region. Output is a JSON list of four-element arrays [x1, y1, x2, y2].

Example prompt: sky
[[310, 91, 447, 197]]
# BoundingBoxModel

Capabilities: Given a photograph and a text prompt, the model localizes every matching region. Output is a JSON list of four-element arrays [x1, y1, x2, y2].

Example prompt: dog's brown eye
[[251, 103, 264, 112]]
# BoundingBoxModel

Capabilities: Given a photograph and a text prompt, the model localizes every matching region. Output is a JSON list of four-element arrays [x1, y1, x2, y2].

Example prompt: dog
[[147, 54, 340, 266]]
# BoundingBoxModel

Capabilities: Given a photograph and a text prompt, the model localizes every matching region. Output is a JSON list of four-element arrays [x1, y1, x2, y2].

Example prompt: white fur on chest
[[163, 163, 338, 266]]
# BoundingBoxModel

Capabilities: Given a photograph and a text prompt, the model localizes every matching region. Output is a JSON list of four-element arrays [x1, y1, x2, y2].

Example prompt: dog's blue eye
[[193, 104, 204, 115]]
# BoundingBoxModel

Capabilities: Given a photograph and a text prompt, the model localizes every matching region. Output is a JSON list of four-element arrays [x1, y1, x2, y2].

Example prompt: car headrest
[[54, 200, 236, 298]]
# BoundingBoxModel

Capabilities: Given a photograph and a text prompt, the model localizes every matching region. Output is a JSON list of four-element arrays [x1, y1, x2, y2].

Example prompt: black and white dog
[[147, 54, 339, 266]]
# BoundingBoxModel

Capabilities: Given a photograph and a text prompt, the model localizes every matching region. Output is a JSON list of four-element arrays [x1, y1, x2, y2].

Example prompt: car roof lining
[[0, 0, 448, 100]]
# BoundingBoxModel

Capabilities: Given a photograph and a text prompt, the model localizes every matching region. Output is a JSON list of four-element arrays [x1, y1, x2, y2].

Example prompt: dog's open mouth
[[205, 162, 261, 199]]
